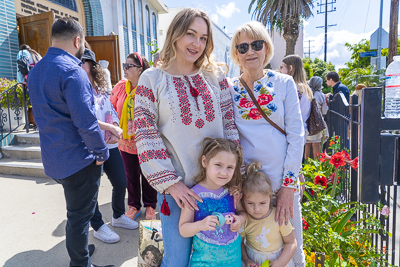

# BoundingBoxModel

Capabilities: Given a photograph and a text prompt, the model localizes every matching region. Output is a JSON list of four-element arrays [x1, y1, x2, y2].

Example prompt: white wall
[[269, 27, 304, 71], [100, 0, 162, 77]]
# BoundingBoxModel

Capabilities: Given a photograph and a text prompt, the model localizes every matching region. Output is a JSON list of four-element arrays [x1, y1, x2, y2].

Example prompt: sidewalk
[[0, 173, 145, 267]]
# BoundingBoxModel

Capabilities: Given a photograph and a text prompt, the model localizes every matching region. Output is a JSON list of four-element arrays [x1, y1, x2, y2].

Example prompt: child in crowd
[[241, 162, 297, 267], [179, 138, 244, 266]]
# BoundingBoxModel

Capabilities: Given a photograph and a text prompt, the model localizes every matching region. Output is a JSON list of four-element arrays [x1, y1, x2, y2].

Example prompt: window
[[121, 0, 127, 27], [152, 13, 157, 40], [145, 5, 150, 38], [131, 0, 137, 51], [138, 0, 143, 35]]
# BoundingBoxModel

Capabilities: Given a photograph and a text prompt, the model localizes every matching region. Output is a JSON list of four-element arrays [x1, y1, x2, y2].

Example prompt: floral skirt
[[243, 244, 295, 267], [190, 235, 242, 267]]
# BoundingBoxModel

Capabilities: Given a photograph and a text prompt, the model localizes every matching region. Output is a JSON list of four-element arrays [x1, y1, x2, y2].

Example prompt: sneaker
[[93, 224, 120, 244], [145, 207, 156, 220], [112, 214, 139, 230], [125, 206, 142, 220]]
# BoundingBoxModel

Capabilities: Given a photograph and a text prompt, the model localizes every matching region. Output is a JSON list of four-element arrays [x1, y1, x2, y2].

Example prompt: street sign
[[359, 51, 378, 58], [370, 27, 389, 50]]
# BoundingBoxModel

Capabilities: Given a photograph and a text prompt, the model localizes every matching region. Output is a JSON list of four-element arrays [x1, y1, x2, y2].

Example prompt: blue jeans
[[55, 162, 102, 267], [91, 148, 127, 231], [157, 192, 192, 267]]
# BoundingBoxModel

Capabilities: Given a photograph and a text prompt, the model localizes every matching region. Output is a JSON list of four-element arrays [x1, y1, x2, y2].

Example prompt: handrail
[[0, 83, 29, 145]]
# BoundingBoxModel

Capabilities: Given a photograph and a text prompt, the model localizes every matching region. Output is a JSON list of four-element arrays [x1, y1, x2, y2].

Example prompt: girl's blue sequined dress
[[190, 184, 241, 267]]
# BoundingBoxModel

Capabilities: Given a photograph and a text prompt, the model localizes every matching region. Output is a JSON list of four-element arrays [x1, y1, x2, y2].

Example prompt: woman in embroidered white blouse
[[229, 21, 306, 266], [134, 8, 240, 266]]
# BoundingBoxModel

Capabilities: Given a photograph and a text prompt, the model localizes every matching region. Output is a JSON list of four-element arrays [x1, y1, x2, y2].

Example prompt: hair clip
[[255, 169, 258, 172]]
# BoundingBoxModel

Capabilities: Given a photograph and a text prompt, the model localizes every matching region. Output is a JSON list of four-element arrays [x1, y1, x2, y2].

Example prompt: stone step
[[0, 158, 47, 178], [1, 145, 42, 160], [14, 132, 40, 145]]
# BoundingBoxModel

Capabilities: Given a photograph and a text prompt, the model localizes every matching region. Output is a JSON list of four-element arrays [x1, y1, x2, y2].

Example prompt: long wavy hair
[[193, 137, 244, 189], [282, 54, 313, 101], [159, 8, 223, 73], [242, 162, 273, 208], [86, 61, 109, 94]]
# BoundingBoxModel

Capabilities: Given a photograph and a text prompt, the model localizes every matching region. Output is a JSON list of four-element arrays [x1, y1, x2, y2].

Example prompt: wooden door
[[86, 35, 121, 85], [18, 11, 54, 58]]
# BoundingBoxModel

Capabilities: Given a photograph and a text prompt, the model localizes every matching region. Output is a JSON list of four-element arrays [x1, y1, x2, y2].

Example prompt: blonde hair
[[242, 162, 273, 207], [194, 137, 244, 189], [230, 21, 274, 69], [282, 54, 313, 101], [159, 8, 223, 73]]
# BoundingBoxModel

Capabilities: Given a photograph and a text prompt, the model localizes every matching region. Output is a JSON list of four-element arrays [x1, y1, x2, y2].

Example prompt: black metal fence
[[0, 83, 29, 145], [325, 88, 399, 266]]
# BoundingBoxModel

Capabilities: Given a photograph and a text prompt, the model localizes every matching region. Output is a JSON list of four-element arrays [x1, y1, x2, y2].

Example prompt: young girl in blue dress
[[179, 137, 244, 267]]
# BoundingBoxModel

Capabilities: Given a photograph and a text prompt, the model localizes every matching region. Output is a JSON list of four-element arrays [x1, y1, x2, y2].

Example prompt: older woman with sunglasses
[[229, 21, 306, 266], [110, 53, 157, 221]]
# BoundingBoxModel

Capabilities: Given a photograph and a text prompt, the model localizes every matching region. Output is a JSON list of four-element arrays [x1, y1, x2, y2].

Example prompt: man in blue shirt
[[325, 71, 350, 102], [27, 18, 113, 267]]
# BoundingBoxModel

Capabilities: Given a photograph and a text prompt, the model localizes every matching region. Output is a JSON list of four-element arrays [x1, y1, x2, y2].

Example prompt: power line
[[316, 0, 337, 62], [304, 40, 315, 58], [364, 0, 372, 32]]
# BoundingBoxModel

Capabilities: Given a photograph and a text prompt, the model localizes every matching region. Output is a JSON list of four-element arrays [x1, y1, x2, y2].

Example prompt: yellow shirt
[[241, 208, 294, 252]]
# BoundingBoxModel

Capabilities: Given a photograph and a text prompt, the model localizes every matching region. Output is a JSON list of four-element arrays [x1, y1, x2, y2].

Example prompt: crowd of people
[[24, 7, 354, 267]]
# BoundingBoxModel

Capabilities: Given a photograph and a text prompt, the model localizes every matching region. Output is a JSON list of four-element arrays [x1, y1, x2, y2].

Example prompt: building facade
[[0, 0, 166, 81]]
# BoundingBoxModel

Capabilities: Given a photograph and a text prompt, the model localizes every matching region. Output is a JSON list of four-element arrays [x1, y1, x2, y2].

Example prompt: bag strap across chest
[[239, 77, 286, 136]]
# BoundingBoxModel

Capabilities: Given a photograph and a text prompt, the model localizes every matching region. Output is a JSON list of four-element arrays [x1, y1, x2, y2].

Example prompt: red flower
[[329, 152, 346, 169], [335, 136, 339, 140], [318, 150, 331, 163], [239, 98, 254, 108], [283, 177, 290, 186], [346, 157, 359, 170], [313, 175, 328, 188], [302, 218, 309, 230], [327, 173, 340, 184], [248, 108, 262, 120], [341, 151, 351, 161], [258, 94, 273, 105]]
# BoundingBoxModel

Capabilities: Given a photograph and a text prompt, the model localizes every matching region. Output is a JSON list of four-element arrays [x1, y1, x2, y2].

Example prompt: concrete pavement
[[0, 173, 147, 267]]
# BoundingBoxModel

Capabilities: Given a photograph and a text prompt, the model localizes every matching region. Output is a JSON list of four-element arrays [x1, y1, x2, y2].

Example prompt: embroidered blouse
[[93, 89, 119, 149], [110, 80, 138, 154], [229, 71, 304, 193], [134, 67, 240, 192]]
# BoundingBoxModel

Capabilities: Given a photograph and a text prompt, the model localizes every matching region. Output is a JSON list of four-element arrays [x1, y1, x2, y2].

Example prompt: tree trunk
[[282, 18, 299, 56], [388, 0, 399, 64]]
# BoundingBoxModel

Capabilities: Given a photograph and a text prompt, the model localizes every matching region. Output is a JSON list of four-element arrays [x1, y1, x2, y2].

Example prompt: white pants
[[290, 194, 305, 267], [243, 244, 295, 267]]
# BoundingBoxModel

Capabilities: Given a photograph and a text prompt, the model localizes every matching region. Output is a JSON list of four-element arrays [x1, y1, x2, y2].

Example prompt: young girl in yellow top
[[241, 162, 297, 267]]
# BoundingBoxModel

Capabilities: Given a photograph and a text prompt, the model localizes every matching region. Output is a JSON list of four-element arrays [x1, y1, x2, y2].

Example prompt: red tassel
[[160, 191, 170, 216]]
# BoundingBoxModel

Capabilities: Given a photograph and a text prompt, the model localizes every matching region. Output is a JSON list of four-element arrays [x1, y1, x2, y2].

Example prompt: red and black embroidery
[[173, 77, 193, 125], [136, 85, 155, 102], [138, 148, 170, 164]]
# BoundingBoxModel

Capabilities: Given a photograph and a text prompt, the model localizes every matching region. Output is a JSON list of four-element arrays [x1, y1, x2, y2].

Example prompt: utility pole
[[377, 0, 384, 70], [304, 40, 315, 58], [317, 0, 337, 62], [388, 0, 399, 64]]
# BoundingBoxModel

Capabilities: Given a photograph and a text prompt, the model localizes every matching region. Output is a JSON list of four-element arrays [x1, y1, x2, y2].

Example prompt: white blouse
[[134, 67, 240, 192], [229, 71, 304, 193], [93, 90, 119, 149]]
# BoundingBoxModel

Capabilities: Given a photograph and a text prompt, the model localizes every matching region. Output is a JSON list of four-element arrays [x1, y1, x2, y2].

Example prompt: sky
[[161, 0, 393, 70]]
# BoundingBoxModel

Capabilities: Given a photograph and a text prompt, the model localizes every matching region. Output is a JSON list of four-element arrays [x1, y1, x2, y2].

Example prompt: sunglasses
[[122, 63, 141, 70], [235, 40, 265, 54]]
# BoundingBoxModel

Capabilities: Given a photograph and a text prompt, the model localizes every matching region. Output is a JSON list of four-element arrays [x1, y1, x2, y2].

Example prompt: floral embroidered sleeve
[[282, 77, 305, 191], [218, 74, 240, 145], [134, 72, 181, 192]]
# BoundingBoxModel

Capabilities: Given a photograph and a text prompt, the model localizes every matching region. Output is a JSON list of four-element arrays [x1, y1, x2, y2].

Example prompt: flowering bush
[[301, 136, 392, 266], [0, 78, 27, 108]]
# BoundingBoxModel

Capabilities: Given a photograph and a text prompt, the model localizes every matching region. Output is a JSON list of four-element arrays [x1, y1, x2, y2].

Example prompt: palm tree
[[249, 0, 314, 56]]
